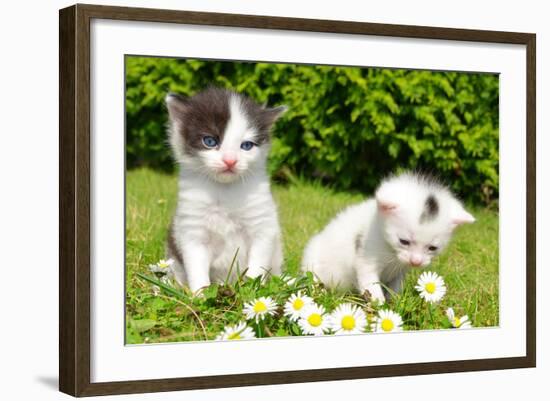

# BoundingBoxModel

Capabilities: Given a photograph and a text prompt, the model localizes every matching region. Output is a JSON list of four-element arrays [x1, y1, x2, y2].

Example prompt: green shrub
[[125, 57, 499, 205]]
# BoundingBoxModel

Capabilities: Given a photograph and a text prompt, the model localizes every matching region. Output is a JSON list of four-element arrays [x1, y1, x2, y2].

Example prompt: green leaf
[[202, 284, 219, 301], [129, 319, 156, 333]]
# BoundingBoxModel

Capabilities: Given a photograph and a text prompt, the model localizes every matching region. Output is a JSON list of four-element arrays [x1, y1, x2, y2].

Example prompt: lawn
[[126, 168, 499, 343]]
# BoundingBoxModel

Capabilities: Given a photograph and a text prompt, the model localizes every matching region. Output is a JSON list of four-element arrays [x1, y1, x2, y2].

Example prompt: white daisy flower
[[298, 303, 331, 336], [215, 321, 256, 341], [150, 264, 175, 295], [149, 258, 174, 274], [243, 296, 278, 322], [329, 303, 368, 335], [415, 271, 447, 303], [152, 275, 174, 295], [284, 292, 314, 321], [446, 307, 472, 329], [371, 309, 404, 333]]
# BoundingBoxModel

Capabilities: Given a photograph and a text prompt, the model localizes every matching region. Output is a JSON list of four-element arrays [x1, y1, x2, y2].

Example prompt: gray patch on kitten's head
[[398, 172, 445, 224], [240, 99, 287, 145], [166, 87, 231, 156], [166, 87, 286, 156], [419, 194, 439, 223]]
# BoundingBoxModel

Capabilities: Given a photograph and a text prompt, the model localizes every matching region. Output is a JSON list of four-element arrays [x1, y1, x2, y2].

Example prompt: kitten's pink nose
[[409, 256, 423, 267], [222, 156, 237, 169]]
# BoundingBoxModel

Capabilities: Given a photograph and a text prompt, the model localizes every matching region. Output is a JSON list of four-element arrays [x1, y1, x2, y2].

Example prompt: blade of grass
[[137, 272, 188, 299], [224, 248, 240, 284]]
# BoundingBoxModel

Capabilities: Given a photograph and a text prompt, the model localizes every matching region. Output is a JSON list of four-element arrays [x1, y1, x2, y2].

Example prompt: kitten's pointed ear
[[375, 183, 399, 215], [376, 196, 399, 215], [165, 93, 188, 121], [377, 200, 399, 214], [263, 105, 288, 126], [451, 206, 476, 227]]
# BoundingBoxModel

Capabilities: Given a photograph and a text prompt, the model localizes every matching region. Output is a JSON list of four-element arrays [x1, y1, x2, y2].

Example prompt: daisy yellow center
[[381, 318, 394, 332], [454, 317, 462, 327], [308, 313, 322, 327], [425, 282, 436, 294], [228, 332, 241, 340], [292, 298, 305, 311], [253, 301, 267, 313], [158, 262, 169, 268], [341, 315, 356, 330]]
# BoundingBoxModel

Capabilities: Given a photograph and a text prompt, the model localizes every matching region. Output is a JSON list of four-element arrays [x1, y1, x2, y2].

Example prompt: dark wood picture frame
[[59, 3, 536, 397]]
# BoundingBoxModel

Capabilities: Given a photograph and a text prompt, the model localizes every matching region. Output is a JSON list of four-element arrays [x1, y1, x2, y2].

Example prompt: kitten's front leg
[[246, 232, 279, 278], [182, 241, 211, 294], [355, 262, 386, 303]]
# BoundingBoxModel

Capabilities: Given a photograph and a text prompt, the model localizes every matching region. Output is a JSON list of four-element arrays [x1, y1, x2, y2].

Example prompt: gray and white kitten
[[165, 87, 286, 293], [302, 172, 475, 302]]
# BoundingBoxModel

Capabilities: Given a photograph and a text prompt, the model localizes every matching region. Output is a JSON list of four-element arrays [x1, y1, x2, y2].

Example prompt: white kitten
[[302, 172, 475, 302], [165, 87, 286, 293]]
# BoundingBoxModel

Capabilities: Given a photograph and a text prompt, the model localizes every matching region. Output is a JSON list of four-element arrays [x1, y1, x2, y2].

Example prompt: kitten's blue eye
[[399, 238, 410, 246], [202, 136, 218, 148], [240, 141, 256, 151]]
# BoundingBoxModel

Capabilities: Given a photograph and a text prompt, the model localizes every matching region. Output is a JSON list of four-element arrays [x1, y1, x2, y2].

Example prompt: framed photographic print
[[59, 3, 536, 397]]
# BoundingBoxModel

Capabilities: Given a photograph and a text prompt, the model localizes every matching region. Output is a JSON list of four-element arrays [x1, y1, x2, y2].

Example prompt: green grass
[[126, 168, 499, 343]]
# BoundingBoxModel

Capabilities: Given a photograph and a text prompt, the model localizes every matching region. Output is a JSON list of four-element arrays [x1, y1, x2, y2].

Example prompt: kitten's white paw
[[362, 284, 386, 305], [363, 290, 386, 305], [371, 296, 387, 306], [245, 266, 268, 279], [191, 287, 207, 298]]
